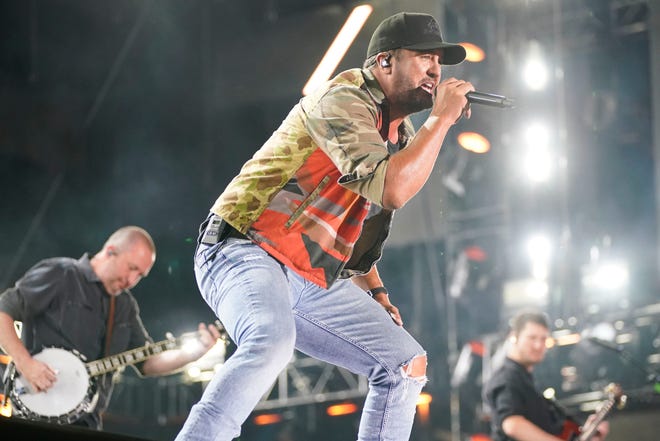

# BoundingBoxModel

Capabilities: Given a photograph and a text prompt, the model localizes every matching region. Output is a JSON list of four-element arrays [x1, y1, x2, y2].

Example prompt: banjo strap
[[104, 295, 116, 357]]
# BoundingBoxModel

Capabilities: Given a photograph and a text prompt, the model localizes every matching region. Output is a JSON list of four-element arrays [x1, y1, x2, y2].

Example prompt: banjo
[[4, 329, 223, 424]]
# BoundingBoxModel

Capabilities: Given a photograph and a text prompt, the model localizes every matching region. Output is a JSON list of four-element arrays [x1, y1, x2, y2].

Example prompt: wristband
[[367, 287, 388, 297]]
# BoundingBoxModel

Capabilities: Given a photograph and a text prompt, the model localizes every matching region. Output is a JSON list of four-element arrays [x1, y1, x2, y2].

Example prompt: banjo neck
[[86, 320, 227, 377], [6, 324, 225, 425], [86, 333, 193, 377]]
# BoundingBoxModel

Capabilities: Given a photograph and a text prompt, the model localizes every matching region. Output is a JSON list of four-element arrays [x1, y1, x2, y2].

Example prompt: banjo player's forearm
[[0, 311, 33, 370], [141, 350, 192, 376]]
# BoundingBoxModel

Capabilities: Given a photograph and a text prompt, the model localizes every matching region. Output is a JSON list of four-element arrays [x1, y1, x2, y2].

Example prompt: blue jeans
[[175, 238, 427, 441]]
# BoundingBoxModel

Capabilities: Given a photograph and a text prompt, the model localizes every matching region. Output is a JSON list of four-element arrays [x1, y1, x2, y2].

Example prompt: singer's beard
[[390, 87, 433, 116]]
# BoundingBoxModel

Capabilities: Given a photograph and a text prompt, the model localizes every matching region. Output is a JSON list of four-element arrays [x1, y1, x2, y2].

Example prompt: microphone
[[466, 91, 515, 109]]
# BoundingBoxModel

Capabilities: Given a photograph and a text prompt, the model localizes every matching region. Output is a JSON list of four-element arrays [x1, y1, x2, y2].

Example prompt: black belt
[[199, 214, 247, 245]]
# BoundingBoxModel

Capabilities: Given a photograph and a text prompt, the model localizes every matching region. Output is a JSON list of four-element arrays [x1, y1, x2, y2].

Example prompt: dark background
[[1, 0, 658, 440]]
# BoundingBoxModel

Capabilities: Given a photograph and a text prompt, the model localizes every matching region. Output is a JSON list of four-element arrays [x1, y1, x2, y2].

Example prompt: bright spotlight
[[0, 396, 11, 417], [526, 235, 551, 280], [523, 60, 549, 91], [327, 402, 359, 416], [526, 235, 551, 261], [522, 40, 549, 91], [416, 392, 433, 424], [253, 413, 283, 425], [458, 131, 491, 153], [523, 123, 550, 148], [459, 42, 486, 62], [584, 322, 617, 342], [520, 122, 553, 182], [417, 392, 433, 405], [502, 277, 549, 309], [525, 279, 549, 298], [302, 5, 373, 95], [542, 387, 556, 400], [582, 261, 629, 291], [523, 147, 552, 183]]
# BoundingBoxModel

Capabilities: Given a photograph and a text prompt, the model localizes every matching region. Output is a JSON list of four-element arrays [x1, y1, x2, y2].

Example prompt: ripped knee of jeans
[[399, 353, 428, 385]]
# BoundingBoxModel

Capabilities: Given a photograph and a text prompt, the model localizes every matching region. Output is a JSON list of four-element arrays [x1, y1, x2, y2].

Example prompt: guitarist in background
[[483, 310, 610, 441], [0, 226, 221, 429]]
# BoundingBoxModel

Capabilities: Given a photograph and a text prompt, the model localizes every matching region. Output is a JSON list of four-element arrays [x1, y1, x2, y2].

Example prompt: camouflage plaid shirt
[[211, 68, 415, 288]]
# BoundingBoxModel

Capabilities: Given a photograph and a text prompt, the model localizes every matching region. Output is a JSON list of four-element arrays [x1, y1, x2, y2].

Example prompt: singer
[[176, 12, 474, 441]]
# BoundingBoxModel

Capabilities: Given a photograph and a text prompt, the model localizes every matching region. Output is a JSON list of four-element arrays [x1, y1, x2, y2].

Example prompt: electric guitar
[[559, 383, 626, 441]]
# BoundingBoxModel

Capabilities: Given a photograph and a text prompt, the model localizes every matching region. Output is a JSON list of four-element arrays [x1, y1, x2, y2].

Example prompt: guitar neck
[[579, 398, 615, 441], [85, 337, 182, 377]]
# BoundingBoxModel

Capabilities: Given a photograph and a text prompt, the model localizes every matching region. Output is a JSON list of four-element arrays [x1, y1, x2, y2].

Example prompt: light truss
[[255, 353, 368, 410]]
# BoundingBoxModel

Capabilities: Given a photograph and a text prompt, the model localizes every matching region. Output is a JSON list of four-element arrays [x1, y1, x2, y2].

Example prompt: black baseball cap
[[367, 12, 466, 65]]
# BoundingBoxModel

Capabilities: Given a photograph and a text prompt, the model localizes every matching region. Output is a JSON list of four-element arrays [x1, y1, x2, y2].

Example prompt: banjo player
[[0, 226, 221, 429]]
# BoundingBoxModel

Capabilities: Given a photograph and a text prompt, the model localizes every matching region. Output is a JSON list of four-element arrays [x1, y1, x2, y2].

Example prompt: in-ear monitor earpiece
[[380, 55, 391, 68]]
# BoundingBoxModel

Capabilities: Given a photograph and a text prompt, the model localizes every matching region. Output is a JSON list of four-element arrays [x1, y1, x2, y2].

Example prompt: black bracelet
[[367, 287, 388, 297]]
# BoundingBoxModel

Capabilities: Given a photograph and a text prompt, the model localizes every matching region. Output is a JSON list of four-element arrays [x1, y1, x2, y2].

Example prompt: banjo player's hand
[[18, 357, 57, 393], [186, 322, 223, 361]]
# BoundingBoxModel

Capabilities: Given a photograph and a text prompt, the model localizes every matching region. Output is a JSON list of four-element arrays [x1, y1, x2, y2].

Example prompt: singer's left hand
[[372, 292, 403, 326]]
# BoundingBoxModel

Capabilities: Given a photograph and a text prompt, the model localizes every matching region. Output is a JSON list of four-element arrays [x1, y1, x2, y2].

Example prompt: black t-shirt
[[483, 357, 565, 441], [0, 254, 152, 429]]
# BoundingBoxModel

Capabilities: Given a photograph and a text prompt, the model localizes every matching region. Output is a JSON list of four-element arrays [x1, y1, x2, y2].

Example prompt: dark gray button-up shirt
[[0, 254, 152, 428]]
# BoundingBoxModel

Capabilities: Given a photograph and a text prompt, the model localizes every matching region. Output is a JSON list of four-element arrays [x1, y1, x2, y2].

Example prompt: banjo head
[[13, 348, 91, 418]]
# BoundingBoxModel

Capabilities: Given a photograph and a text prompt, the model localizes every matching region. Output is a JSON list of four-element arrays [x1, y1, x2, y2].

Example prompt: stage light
[[458, 131, 491, 153], [0, 395, 11, 418], [542, 387, 556, 400], [253, 413, 283, 425], [465, 245, 488, 262], [525, 279, 549, 298], [326, 402, 359, 416], [526, 234, 551, 261], [587, 322, 617, 342], [581, 260, 629, 292], [302, 4, 373, 96], [417, 392, 433, 405], [523, 122, 550, 147], [522, 59, 549, 91], [526, 234, 552, 280], [554, 333, 581, 346], [460, 42, 486, 62], [469, 434, 493, 441], [523, 148, 552, 183], [416, 393, 432, 424], [522, 40, 549, 91], [520, 122, 553, 182], [502, 277, 549, 311]]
